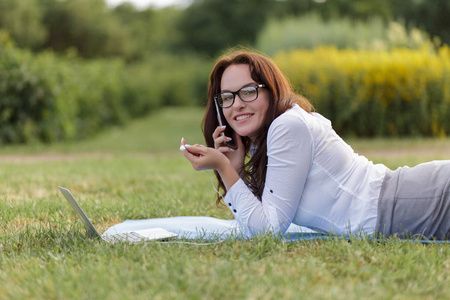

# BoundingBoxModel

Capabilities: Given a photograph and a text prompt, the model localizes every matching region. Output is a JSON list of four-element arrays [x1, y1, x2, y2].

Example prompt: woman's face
[[220, 64, 270, 141]]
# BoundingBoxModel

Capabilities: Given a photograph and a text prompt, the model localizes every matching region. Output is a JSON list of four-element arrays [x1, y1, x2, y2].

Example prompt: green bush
[[0, 32, 212, 144], [0, 34, 129, 144], [256, 14, 435, 55], [123, 54, 211, 109]]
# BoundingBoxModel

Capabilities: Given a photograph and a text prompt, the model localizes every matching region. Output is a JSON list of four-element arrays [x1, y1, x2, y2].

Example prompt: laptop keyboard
[[102, 231, 143, 243]]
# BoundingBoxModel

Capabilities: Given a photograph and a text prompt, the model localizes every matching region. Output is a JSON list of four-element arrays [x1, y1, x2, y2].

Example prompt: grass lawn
[[1, 107, 449, 300]]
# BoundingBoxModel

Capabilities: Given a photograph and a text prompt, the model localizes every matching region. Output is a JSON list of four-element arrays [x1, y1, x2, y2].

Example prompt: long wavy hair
[[202, 49, 314, 206]]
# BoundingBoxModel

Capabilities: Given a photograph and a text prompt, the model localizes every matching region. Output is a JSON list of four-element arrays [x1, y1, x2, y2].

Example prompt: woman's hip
[[375, 160, 450, 239]]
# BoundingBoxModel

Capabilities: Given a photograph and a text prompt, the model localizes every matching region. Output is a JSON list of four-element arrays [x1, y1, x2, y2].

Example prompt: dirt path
[[355, 146, 450, 158], [0, 152, 114, 162], [0, 145, 448, 162]]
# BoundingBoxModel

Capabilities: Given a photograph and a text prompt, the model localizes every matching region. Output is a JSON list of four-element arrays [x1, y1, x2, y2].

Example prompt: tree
[[113, 4, 183, 61], [0, 0, 47, 49], [38, 0, 128, 58], [177, 0, 273, 57], [393, 0, 450, 45]]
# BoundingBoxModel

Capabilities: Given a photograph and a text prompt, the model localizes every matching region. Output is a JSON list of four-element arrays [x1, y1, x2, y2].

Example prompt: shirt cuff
[[224, 178, 247, 214], [224, 178, 262, 237]]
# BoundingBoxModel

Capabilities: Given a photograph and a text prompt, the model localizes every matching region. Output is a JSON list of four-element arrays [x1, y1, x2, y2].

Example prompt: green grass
[[1, 107, 450, 299]]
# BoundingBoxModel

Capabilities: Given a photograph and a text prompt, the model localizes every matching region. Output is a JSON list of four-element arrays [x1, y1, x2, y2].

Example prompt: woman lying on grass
[[181, 49, 450, 240]]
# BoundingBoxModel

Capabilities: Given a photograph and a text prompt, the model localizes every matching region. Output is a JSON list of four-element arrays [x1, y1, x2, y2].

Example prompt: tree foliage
[[112, 3, 182, 61], [177, 0, 273, 57], [271, 0, 450, 46], [0, 0, 47, 49], [38, 0, 129, 58], [392, 0, 450, 45], [0, 0, 449, 59]]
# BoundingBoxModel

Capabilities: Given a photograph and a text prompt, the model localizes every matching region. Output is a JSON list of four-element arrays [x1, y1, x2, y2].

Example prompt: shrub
[[123, 54, 211, 110], [0, 33, 212, 144], [0, 34, 129, 144], [256, 14, 435, 55], [274, 46, 450, 137]]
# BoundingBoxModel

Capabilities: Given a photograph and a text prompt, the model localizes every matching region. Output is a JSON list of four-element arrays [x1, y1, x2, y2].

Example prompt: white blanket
[[104, 216, 317, 240]]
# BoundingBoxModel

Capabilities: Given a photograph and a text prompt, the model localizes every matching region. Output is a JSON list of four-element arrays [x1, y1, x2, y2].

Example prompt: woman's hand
[[180, 138, 228, 172], [181, 137, 240, 190], [212, 126, 245, 175]]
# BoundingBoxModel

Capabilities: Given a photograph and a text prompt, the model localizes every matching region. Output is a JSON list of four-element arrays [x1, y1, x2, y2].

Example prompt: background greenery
[[1, 0, 450, 144], [1, 2, 449, 299]]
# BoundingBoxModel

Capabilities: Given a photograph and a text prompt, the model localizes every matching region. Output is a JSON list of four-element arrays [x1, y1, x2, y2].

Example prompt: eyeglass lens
[[218, 86, 259, 107]]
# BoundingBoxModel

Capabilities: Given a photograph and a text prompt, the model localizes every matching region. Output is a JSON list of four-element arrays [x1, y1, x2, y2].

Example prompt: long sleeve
[[224, 112, 314, 237]]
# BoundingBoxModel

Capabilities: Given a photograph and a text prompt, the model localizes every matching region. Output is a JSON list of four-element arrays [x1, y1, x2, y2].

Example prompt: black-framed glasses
[[214, 84, 265, 108]]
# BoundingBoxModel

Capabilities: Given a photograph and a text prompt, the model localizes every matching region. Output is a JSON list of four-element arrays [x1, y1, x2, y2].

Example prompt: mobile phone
[[214, 97, 237, 149]]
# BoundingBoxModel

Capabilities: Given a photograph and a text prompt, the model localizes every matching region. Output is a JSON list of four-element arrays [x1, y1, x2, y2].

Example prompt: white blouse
[[224, 104, 388, 237]]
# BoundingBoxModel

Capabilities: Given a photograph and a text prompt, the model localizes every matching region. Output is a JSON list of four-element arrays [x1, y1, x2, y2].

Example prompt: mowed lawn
[[1, 107, 449, 300]]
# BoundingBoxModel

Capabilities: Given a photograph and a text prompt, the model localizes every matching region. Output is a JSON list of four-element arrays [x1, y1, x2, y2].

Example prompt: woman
[[181, 50, 450, 239]]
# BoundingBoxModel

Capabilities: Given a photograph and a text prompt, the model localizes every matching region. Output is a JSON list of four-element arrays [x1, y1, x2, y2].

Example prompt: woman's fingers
[[182, 145, 213, 171], [181, 140, 209, 170], [215, 135, 233, 149], [183, 144, 206, 156], [213, 126, 234, 150], [212, 126, 226, 139], [180, 140, 230, 172], [218, 145, 235, 153]]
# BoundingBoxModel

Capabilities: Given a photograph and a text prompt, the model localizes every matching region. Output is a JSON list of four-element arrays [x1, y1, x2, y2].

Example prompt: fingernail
[[226, 137, 232, 141], [221, 126, 226, 129], [181, 137, 185, 144]]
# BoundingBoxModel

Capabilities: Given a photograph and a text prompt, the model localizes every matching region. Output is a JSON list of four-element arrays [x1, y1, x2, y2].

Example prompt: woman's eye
[[242, 88, 256, 96], [223, 94, 233, 101]]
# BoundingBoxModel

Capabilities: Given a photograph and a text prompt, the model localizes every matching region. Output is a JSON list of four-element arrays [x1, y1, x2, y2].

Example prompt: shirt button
[[233, 209, 237, 213], [270, 190, 273, 193], [228, 203, 232, 206]]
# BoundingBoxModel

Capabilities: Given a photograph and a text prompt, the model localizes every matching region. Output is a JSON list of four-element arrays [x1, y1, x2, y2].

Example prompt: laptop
[[58, 187, 178, 243]]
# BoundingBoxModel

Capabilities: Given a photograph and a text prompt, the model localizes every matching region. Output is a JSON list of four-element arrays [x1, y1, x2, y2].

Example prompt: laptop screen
[[59, 187, 101, 238]]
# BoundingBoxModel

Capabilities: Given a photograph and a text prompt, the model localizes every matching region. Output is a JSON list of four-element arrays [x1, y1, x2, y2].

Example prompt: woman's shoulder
[[269, 105, 332, 139], [268, 105, 311, 137], [266, 105, 317, 153], [271, 105, 313, 128]]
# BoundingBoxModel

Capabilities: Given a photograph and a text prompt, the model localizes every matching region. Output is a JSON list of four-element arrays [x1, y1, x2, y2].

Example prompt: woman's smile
[[234, 113, 254, 122]]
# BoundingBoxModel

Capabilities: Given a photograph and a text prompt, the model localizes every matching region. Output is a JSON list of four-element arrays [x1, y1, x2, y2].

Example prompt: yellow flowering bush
[[274, 46, 450, 137]]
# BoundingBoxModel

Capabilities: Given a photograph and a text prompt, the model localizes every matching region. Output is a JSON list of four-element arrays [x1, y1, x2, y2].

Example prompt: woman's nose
[[232, 95, 246, 109]]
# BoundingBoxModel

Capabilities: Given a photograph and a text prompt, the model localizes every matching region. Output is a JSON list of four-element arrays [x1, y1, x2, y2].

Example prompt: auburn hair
[[202, 49, 314, 206]]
